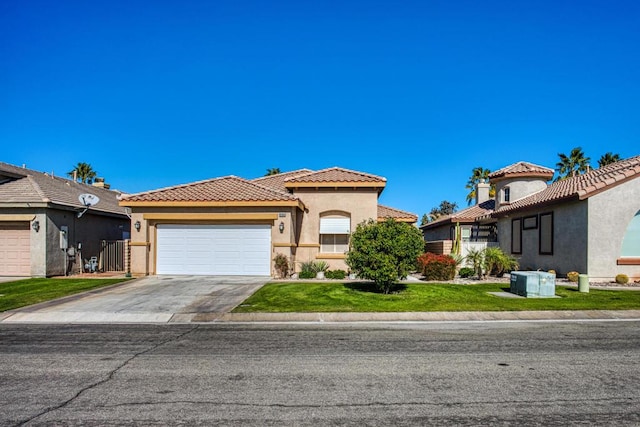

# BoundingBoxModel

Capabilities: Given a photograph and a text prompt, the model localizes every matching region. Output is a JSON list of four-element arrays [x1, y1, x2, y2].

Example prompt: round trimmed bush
[[566, 271, 580, 282], [615, 274, 629, 284]]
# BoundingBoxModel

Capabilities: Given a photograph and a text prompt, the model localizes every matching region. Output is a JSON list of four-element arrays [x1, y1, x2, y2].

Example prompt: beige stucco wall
[[127, 187, 382, 276], [292, 188, 379, 272], [588, 178, 640, 280]]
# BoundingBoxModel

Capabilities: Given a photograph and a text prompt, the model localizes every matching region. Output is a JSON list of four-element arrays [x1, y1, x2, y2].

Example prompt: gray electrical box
[[510, 271, 556, 298]]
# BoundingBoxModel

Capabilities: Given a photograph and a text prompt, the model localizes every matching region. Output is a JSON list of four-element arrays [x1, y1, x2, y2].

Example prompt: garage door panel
[[156, 224, 271, 276], [0, 222, 31, 276]]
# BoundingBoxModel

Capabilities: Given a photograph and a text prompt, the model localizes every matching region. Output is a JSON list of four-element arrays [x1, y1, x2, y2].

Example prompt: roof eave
[[489, 172, 554, 183], [119, 200, 306, 209], [491, 194, 580, 218], [285, 182, 386, 189]]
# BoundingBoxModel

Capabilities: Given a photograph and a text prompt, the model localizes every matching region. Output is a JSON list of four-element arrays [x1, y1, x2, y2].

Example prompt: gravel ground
[[410, 273, 640, 288]]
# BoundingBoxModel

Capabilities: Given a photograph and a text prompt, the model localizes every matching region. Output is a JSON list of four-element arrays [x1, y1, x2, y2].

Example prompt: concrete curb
[[196, 309, 640, 323]]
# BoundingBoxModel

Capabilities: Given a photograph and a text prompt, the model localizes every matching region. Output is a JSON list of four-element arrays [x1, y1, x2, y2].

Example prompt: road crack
[[97, 395, 635, 409], [14, 325, 200, 427]]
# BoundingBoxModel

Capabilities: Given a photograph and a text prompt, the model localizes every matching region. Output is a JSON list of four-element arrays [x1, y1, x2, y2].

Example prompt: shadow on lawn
[[344, 282, 408, 294]]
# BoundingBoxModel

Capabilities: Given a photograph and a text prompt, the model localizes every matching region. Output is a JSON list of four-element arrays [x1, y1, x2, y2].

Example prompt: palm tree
[[598, 152, 621, 168], [465, 167, 495, 205], [554, 147, 591, 181], [67, 162, 97, 184], [265, 168, 281, 176]]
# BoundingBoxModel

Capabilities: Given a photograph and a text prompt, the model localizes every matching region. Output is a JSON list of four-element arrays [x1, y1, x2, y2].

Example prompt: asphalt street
[[1, 321, 639, 426]]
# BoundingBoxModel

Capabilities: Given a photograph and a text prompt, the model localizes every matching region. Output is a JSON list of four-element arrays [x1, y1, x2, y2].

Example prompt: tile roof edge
[[251, 169, 314, 182], [284, 166, 387, 182], [243, 179, 301, 201], [120, 175, 245, 199], [26, 175, 50, 202], [378, 204, 417, 217]]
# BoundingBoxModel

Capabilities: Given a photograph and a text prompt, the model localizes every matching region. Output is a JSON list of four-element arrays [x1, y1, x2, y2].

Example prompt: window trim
[[539, 212, 554, 255], [511, 218, 522, 254], [503, 186, 511, 203], [522, 215, 538, 230]]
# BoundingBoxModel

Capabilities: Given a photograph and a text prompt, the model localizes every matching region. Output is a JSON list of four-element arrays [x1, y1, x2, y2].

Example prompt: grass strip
[[233, 282, 640, 313], [0, 278, 131, 312]]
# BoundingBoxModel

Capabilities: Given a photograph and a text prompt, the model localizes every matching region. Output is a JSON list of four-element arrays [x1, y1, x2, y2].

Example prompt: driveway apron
[[1, 276, 268, 324]]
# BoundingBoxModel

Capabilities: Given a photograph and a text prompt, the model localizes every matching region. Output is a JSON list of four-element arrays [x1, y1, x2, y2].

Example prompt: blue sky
[[2, 0, 639, 218]]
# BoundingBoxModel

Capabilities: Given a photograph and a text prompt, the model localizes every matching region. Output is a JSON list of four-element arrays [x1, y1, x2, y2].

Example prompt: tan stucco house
[[0, 162, 131, 277], [119, 167, 417, 277], [422, 155, 640, 281]]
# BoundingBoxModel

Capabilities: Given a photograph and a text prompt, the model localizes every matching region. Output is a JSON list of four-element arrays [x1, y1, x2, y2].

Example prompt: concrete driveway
[[1, 276, 269, 324]]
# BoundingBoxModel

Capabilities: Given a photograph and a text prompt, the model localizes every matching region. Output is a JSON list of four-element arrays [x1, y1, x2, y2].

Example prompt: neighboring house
[[0, 162, 131, 277], [422, 156, 640, 281], [119, 167, 417, 277], [420, 180, 497, 256]]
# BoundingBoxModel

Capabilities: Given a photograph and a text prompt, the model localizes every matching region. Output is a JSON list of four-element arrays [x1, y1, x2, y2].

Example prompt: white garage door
[[156, 224, 271, 276], [0, 222, 31, 276]]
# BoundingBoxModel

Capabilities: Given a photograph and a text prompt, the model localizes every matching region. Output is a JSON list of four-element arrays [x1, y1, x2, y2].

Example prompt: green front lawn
[[0, 278, 131, 312], [233, 282, 640, 313]]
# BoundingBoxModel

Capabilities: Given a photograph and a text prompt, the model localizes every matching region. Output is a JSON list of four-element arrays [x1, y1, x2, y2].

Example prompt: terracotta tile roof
[[420, 199, 496, 229], [120, 175, 300, 204], [284, 167, 387, 185], [489, 161, 554, 182], [493, 155, 640, 216], [0, 162, 127, 216], [251, 169, 313, 192], [377, 204, 418, 222]]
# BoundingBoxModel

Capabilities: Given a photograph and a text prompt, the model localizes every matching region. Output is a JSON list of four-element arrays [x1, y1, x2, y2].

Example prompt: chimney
[[476, 179, 490, 205], [92, 177, 110, 189]]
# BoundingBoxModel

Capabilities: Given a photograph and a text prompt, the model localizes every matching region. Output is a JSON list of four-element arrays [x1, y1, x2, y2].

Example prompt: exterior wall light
[[32, 220, 40, 232], [134, 220, 141, 232], [279, 221, 285, 233]]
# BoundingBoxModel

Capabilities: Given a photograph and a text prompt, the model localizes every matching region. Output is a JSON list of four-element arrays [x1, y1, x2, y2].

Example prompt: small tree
[[346, 218, 424, 293], [465, 248, 485, 279]]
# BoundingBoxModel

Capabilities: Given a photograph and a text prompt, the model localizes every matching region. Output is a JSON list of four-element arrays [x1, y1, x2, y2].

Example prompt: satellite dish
[[78, 193, 100, 207]]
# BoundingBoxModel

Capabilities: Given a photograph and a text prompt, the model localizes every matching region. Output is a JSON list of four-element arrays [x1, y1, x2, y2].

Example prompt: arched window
[[320, 213, 350, 254], [621, 210, 640, 257]]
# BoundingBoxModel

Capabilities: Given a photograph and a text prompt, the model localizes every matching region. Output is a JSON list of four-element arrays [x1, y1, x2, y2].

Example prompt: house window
[[321, 234, 349, 253], [461, 227, 471, 241], [320, 215, 350, 254], [511, 218, 522, 254], [522, 215, 538, 230], [503, 187, 511, 203], [539, 212, 554, 255], [620, 210, 640, 257]]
